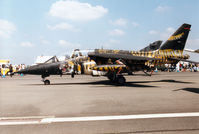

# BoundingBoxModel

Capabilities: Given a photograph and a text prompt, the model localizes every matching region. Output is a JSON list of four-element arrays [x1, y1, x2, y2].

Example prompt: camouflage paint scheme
[[88, 23, 192, 74], [18, 24, 196, 84]]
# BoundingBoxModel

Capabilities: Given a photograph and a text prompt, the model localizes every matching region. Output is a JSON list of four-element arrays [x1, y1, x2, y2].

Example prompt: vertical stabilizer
[[160, 23, 191, 50], [140, 40, 162, 51]]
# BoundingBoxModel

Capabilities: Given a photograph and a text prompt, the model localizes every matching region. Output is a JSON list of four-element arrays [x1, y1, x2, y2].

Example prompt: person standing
[[0, 65, 1, 76], [9, 64, 13, 77], [1, 64, 6, 78]]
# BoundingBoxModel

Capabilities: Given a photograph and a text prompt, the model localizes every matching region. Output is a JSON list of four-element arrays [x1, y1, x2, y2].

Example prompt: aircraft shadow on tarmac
[[26, 80, 157, 88], [101, 128, 199, 134], [51, 81, 157, 88], [174, 88, 199, 94], [26, 79, 193, 88], [128, 79, 193, 84]]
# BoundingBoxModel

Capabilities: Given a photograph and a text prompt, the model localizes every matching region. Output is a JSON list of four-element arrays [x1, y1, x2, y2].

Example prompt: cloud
[[149, 27, 175, 40], [41, 39, 50, 45], [102, 39, 120, 49], [47, 22, 78, 31], [155, 5, 170, 12], [110, 18, 128, 26], [149, 30, 158, 35], [187, 38, 199, 44], [20, 42, 34, 47], [110, 19, 139, 28], [59, 40, 69, 46], [39, 36, 50, 45], [58, 40, 81, 49], [109, 39, 120, 44], [132, 21, 140, 27], [166, 27, 175, 33], [187, 38, 199, 48], [49, 0, 108, 21], [0, 19, 16, 38], [161, 27, 175, 39], [109, 29, 125, 36]]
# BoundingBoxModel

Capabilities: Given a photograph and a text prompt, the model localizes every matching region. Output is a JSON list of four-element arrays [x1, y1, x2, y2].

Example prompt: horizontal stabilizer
[[169, 57, 199, 64], [185, 49, 199, 53]]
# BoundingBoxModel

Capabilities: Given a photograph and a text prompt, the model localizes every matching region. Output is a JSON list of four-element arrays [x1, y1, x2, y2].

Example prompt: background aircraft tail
[[140, 40, 162, 52], [160, 23, 191, 51]]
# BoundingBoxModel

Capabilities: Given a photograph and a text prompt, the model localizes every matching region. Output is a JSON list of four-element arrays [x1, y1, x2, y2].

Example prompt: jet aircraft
[[17, 23, 198, 85], [87, 23, 198, 84], [16, 41, 162, 84], [17, 56, 66, 85]]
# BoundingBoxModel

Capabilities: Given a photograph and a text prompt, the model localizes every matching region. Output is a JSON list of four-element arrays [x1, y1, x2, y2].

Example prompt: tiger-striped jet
[[88, 23, 197, 84]]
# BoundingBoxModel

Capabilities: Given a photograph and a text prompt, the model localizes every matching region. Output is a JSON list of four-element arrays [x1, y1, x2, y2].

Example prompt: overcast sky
[[0, 0, 199, 64]]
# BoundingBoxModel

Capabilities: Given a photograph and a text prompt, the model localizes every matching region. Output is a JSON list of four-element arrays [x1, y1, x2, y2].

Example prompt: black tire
[[117, 76, 126, 84], [107, 74, 113, 81], [44, 80, 50, 85], [71, 72, 75, 78], [108, 74, 117, 82]]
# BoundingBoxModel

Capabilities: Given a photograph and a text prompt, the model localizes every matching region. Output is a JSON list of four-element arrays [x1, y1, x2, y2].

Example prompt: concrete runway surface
[[0, 72, 199, 134]]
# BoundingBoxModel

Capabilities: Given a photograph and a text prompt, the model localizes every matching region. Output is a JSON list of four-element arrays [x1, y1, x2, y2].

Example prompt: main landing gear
[[107, 73, 126, 85], [117, 75, 126, 84], [71, 72, 75, 78], [41, 74, 50, 85]]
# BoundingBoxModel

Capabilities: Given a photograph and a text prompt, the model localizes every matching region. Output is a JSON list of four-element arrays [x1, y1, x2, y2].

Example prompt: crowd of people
[[178, 62, 199, 72], [0, 64, 26, 77], [157, 62, 199, 72]]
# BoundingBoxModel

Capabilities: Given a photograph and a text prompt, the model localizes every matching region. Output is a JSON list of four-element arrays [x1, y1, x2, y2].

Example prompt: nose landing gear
[[43, 79, 50, 85], [41, 74, 50, 85]]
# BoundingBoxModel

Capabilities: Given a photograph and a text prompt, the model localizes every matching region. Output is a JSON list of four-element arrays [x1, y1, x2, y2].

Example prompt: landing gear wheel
[[117, 76, 126, 85], [44, 80, 50, 85], [71, 72, 75, 78], [108, 74, 115, 82]]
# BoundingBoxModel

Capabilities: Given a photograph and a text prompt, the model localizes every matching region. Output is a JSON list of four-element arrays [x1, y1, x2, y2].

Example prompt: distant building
[[0, 59, 10, 65]]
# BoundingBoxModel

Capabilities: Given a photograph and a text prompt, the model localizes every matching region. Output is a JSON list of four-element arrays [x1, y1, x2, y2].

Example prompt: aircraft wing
[[185, 49, 199, 53], [179, 59, 199, 64], [88, 52, 159, 61], [196, 49, 199, 53], [169, 57, 199, 64]]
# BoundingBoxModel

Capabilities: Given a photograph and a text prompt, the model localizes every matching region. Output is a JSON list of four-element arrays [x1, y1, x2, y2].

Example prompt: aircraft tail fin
[[140, 40, 162, 52], [160, 23, 191, 51]]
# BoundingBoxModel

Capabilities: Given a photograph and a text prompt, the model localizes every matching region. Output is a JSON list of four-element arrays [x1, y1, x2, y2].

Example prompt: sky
[[0, 0, 199, 64]]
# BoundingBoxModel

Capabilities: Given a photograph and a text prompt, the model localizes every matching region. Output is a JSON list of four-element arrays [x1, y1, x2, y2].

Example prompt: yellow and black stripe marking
[[94, 49, 189, 65], [92, 65, 126, 72]]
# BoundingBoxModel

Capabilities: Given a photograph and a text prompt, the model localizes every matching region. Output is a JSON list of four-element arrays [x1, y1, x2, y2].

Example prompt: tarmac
[[0, 72, 199, 134]]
